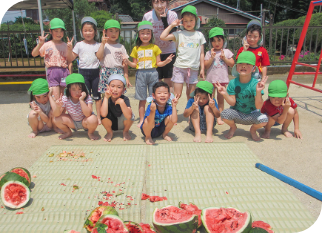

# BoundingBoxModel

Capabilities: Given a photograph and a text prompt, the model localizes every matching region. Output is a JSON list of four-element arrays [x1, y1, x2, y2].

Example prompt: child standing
[[261, 80, 302, 139], [183, 81, 220, 143], [101, 74, 134, 142], [204, 27, 234, 125], [236, 20, 270, 80], [96, 19, 131, 91], [27, 78, 54, 138], [216, 51, 268, 141], [50, 73, 99, 140], [123, 21, 174, 127], [141, 81, 179, 145], [142, 0, 178, 92], [160, 5, 206, 100], [67, 17, 102, 125], [32, 18, 69, 100]]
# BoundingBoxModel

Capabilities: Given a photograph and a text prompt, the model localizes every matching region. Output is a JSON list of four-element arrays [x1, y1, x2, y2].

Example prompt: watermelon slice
[[93, 214, 129, 233], [124, 221, 143, 233], [152, 205, 198, 233], [1, 180, 30, 209], [179, 202, 202, 228], [84, 206, 119, 232], [201, 207, 252, 233], [10, 167, 31, 186], [139, 223, 156, 233], [0, 172, 29, 189], [252, 221, 273, 233]]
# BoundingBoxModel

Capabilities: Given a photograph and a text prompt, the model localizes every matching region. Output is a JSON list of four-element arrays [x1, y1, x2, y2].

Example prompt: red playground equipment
[[286, 0, 322, 93]]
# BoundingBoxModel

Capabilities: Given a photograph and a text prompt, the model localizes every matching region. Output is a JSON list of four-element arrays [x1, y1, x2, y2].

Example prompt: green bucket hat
[[50, 18, 66, 30], [138, 21, 153, 31], [190, 81, 213, 97], [28, 78, 49, 96], [237, 51, 256, 66], [209, 27, 224, 38], [66, 73, 85, 86], [104, 19, 121, 30], [181, 5, 198, 17], [268, 80, 288, 98]]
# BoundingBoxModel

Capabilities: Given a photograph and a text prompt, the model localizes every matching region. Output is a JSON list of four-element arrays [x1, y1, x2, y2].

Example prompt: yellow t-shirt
[[130, 44, 162, 69]]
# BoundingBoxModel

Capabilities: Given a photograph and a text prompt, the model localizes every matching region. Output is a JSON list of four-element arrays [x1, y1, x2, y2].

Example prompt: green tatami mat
[[0, 143, 315, 233]]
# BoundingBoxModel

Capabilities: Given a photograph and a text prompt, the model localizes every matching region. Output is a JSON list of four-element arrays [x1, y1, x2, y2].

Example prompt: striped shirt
[[62, 95, 93, 121]]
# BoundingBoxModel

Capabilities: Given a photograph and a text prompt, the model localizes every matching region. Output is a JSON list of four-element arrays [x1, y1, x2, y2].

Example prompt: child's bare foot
[[97, 116, 102, 125], [250, 126, 261, 141], [145, 137, 155, 145], [217, 117, 225, 125], [205, 135, 213, 143], [88, 133, 99, 141], [282, 129, 293, 138], [137, 121, 143, 128], [163, 134, 172, 142], [261, 131, 271, 139], [54, 127, 64, 134], [193, 134, 202, 142], [59, 131, 73, 140], [225, 125, 237, 139], [123, 131, 131, 141], [104, 132, 113, 142], [28, 131, 38, 138]]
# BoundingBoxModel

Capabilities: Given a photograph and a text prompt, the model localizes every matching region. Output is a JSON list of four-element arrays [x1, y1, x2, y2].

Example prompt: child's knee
[[191, 109, 200, 119], [288, 107, 295, 116]]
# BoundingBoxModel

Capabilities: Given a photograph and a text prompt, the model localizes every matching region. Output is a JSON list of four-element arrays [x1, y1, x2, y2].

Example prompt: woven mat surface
[[0, 143, 315, 233]]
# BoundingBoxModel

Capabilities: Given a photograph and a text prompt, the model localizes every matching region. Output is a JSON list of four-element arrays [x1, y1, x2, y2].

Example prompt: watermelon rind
[[96, 214, 129, 232], [152, 205, 199, 233], [124, 221, 143, 232], [0, 172, 8, 190], [0, 172, 29, 189], [1, 180, 30, 209], [249, 228, 269, 233], [10, 167, 31, 186], [201, 207, 252, 233], [84, 206, 119, 232]]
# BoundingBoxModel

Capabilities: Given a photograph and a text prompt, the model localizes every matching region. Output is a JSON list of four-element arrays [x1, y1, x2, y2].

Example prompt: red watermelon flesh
[[179, 203, 202, 228], [139, 223, 156, 233], [125, 221, 143, 233], [100, 216, 128, 232], [154, 206, 195, 224], [252, 221, 274, 233], [1, 182, 30, 209], [10, 168, 30, 185]]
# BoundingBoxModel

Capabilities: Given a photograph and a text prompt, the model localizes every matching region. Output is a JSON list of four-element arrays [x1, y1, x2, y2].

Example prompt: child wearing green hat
[[32, 18, 70, 101], [216, 51, 268, 141], [204, 27, 235, 125], [261, 80, 302, 139], [123, 21, 174, 127], [50, 73, 99, 140], [183, 81, 220, 143], [96, 19, 131, 92], [27, 78, 55, 138], [160, 5, 206, 101]]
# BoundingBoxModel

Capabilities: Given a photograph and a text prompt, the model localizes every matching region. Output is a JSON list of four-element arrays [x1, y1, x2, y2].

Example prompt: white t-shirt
[[142, 10, 177, 54], [172, 30, 206, 70], [62, 95, 93, 122], [73, 41, 100, 69], [100, 43, 129, 68]]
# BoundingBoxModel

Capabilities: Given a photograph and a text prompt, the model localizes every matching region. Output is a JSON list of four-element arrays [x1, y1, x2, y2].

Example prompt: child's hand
[[126, 79, 132, 88], [294, 129, 303, 139], [102, 30, 109, 44], [256, 76, 268, 92], [243, 37, 249, 51], [56, 93, 64, 108], [215, 82, 227, 95], [150, 99, 156, 111], [104, 84, 112, 98], [30, 101, 41, 113], [165, 54, 175, 64], [122, 55, 129, 65], [282, 94, 291, 109], [171, 19, 183, 27], [160, 8, 168, 18], [79, 92, 86, 101], [208, 94, 216, 109], [199, 68, 205, 81], [38, 31, 48, 45], [211, 48, 216, 58], [115, 98, 124, 105], [171, 94, 179, 107], [192, 96, 199, 110], [220, 49, 226, 60], [67, 36, 74, 50]]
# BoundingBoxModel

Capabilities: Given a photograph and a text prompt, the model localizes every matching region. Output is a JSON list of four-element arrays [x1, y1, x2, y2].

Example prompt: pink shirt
[[142, 10, 177, 54], [62, 95, 93, 121], [39, 41, 68, 68], [205, 49, 234, 84]]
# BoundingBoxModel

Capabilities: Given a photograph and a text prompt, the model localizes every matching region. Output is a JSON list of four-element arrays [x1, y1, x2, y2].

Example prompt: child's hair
[[210, 35, 225, 43], [82, 22, 98, 38], [136, 30, 154, 48], [65, 83, 89, 100], [195, 88, 208, 96], [246, 24, 262, 35], [153, 81, 170, 93]]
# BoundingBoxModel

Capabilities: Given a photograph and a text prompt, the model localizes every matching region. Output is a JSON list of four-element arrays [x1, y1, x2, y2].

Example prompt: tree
[[90, 11, 113, 29]]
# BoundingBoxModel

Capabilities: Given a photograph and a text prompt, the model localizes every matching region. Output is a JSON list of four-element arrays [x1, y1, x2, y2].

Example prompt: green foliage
[[14, 17, 37, 25], [90, 11, 113, 29], [109, 0, 150, 21]]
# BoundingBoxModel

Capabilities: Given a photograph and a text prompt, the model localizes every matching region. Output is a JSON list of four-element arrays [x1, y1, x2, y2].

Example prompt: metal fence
[[0, 24, 321, 70]]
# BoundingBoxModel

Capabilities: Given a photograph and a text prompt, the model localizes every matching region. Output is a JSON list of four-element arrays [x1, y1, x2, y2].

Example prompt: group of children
[[27, 1, 302, 145]]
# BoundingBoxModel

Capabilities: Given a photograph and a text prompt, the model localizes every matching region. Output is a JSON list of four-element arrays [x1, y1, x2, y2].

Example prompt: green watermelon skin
[[152, 206, 198, 233], [124, 221, 144, 233], [10, 167, 31, 186], [0, 172, 29, 189], [1, 180, 30, 209], [84, 206, 119, 232]]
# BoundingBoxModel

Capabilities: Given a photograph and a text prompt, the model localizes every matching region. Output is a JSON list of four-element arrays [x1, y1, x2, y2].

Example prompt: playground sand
[[0, 74, 321, 223]]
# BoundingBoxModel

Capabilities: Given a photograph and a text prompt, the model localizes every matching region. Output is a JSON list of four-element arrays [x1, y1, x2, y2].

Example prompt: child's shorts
[[101, 111, 135, 131], [135, 69, 158, 100], [189, 106, 217, 133], [72, 120, 86, 131], [79, 68, 101, 100], [98, 67, 124, 93], [157, 53, 176, 79], [141, 120, 166, 138], [27, 114, 51, 133], [47, 67, 69, 87], [221, 108, 268, 125], [171, 67, 199, 84]]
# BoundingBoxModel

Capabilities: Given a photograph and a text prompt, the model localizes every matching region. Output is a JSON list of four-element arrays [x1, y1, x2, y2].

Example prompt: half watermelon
[[1, 180, 30, 209]]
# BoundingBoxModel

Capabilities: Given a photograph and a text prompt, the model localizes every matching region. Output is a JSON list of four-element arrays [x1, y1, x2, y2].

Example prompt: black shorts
[[141, 120, 166, 138], [79, 68, 101, 100], [157, 53, 176, 80]]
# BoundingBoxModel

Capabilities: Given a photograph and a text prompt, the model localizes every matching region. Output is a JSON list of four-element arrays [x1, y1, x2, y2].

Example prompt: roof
[[119, 15, 134, 22], [170, 0, 269, 23], [8, 0, 73, 11]]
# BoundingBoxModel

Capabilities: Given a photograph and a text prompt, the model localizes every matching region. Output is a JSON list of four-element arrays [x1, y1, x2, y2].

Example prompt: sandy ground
[[0, 74, 321, 222]]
